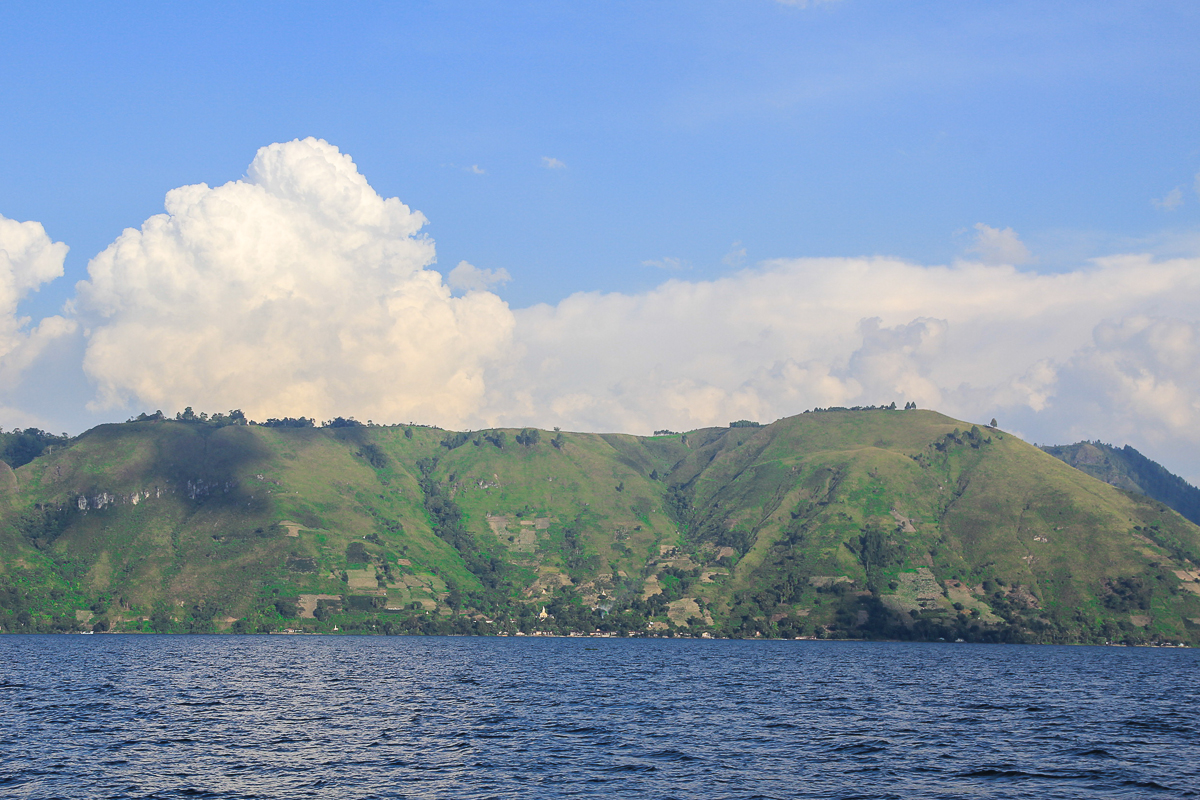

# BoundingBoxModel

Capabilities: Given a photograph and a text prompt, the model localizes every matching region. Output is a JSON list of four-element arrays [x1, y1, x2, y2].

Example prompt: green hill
[[2, 410, 1199, 645], [1042, 441, 1200, 526]]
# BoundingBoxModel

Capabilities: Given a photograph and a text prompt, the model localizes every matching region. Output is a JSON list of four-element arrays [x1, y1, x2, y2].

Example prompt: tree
[[262, 416, 315, 428], [990, 418, 998, 428], [346, 541, 371, 564], [273, 597, 301, 618], [0, 427, 72, 468]]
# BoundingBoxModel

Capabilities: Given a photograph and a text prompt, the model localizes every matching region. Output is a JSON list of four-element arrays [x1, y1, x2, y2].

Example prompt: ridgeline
[[1042, 441, 1200, 527], [2, 409, 1199, 644]]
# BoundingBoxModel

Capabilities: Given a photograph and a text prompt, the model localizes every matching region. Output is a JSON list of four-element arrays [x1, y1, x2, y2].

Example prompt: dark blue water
[[1, 636, 1196, 799]]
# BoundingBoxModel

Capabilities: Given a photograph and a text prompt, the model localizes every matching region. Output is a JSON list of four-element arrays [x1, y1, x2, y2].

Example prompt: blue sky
[[5, 1, 1198, 308], [2, 1, 1200, 478]]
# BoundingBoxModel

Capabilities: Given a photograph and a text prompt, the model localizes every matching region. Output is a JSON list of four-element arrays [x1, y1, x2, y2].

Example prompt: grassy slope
[[1, 411, 1198, 643], [688, 412, 1200, 643], [1043, 441, 1200, 526]]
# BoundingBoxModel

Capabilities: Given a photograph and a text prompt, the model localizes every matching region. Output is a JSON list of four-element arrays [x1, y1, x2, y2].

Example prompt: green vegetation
[[1, 410, 1199, 645], [0, 427, 71, 469], [1043, 441, 1200, 526]]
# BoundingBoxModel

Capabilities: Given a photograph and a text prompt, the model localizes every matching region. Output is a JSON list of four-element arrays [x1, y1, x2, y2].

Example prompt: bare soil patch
[[881, 568, 943, 614], [345, 568, 378, 590], [809, 576, 853, 589], [890, 508, 917, 533], [297, 594, 342, 619], [486, 515, 509, 537], [667, 598, 711, 626]]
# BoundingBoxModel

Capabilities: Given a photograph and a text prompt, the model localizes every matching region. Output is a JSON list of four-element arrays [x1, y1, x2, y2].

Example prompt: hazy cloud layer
[[1048, 315, 1200, 456], [642, 256, 690, 272], [0, 215, 75, 393], [74, 138, 515, 427], [1153, 187, 1184, 211], [494, 254, 1200, 480]]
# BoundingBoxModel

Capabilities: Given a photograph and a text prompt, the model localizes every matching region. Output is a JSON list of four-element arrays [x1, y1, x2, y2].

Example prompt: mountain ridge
[[1042, 440, 1200, 526], [2, 409, 1199, 645]]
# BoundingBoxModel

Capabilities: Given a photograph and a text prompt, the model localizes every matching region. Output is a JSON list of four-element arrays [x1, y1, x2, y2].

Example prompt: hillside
[[1043, 441, 1200, 526], [2, 410, 1199, 644]]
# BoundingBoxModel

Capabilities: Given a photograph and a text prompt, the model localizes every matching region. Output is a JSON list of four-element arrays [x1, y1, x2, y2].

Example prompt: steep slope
[[682, 412, 1200, 644], [1043, 441, 1200, 526], [1, 411, 1198, 644]]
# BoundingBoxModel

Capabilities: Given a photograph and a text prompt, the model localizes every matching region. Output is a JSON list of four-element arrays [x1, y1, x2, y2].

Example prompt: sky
[[2, 1, 1200, 481]]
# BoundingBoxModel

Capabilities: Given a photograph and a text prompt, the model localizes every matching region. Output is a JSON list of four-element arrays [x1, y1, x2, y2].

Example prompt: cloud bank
[[496, 254, 1200, 459], [5, 138, 1200, 481]]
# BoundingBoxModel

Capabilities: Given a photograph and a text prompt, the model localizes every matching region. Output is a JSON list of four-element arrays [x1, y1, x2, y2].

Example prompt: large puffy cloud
[[0, 215, 75, 394], [75, 138, 514, 426]]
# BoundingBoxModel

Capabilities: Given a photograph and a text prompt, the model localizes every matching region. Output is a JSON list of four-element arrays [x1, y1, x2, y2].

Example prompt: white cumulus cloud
[[75, 137, 515, 427], [966, 223, 1033, 266], [541, 156, 566, 170], [448, 260, 511, 293], [0, 214, 75, 390]]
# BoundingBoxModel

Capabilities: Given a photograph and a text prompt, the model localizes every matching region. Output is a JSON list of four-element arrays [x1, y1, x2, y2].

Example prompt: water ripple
[[0, 636, 1196, 799]]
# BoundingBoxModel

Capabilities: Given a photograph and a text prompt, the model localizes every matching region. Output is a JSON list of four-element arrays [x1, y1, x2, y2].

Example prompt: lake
[[1, 636, 1196, 799]]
